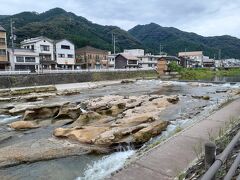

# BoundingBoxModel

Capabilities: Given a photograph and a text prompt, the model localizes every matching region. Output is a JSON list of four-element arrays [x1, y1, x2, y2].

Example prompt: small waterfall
[[76, 150, 135, 180]]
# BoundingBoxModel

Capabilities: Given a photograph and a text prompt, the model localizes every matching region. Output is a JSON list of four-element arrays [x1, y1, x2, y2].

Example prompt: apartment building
[[178, 51, 204, 67], [138, 54, 163, 68], [21, 36, 56, 70], [8, 48, 40, 72], [55, 39, 75, 69], [75, 46, 108, 69], [0, 25, 9, 70]]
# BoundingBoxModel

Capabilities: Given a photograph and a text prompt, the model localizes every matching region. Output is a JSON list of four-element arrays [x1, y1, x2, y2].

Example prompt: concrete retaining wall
[[0, 70, 157, 89]]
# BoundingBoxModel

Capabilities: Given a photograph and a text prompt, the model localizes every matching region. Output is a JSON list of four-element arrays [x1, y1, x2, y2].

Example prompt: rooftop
[[118, 53, 139, 60], [76, 46, 108, 54], [21, 36, 54, 44], [178, 51, 203, 56], [0, 25, 6, 32]]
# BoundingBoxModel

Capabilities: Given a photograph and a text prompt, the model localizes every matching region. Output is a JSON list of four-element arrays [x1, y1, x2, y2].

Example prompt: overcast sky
[[1, 0, 240, 38]]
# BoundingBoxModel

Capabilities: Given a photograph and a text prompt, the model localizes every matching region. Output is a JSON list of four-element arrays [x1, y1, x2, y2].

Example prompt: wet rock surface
[[54, 95, 176, 148], [0, 94, 178, 168]]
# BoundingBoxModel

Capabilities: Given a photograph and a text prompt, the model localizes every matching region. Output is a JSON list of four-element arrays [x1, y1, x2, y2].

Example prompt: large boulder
[[9, 121, 39, 130], [54, 103, 82, 120], [115, 114, 155, 126], [54, 126, 109, 144], [71, 111, 102, 126], [133, 121, 169, 143], [23, 106, 60, 121], [94, 125, 147, 146], [53, 95, 178, 151]]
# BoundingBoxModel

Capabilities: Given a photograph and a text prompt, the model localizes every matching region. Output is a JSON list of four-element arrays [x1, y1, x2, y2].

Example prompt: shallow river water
[[0, 79, 239, 180]]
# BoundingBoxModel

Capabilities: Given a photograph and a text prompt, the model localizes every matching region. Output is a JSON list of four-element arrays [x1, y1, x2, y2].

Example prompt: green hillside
[[1, 8, 240, 59], [0, 8, 142, 52], [128, 23, 240, 59]]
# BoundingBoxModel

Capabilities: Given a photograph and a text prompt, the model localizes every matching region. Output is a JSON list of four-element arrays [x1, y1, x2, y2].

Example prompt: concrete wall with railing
[[0, 69, 157, 88]]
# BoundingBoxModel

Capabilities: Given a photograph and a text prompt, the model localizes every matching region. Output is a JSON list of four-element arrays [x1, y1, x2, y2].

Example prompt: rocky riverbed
[[0, 79, 239, 180]]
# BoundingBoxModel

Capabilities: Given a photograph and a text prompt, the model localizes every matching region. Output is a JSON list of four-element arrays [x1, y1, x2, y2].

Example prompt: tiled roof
[[119, 53, 139, 60], [0, 25, 6, 32], [76, 46, 108, 53]]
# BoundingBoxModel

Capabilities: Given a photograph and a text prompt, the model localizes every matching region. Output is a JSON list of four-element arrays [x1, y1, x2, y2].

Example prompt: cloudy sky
[[1, 0, 240, 38]]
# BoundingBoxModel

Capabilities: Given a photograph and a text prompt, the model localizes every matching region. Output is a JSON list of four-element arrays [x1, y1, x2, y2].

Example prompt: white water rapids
[[76, 150, 135, 180]]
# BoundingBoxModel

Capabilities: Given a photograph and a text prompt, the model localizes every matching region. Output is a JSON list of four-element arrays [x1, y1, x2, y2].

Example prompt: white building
[[8, 48, 40, 72], [21, 36, 56, 70], [178, 51, 204, 67], [138, 54, 163, 68], [123, 49, 145, 57], [107, 54, 116, 69], [55, 39, 75, 69]]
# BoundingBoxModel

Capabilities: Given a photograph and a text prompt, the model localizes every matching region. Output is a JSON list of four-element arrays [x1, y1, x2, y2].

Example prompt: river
[[0, 78, 239, 180]]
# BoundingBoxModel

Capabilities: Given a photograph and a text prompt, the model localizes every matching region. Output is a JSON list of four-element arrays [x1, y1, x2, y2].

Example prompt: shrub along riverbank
[[180, 68, 240, 80], [167, 62, 240, 80]]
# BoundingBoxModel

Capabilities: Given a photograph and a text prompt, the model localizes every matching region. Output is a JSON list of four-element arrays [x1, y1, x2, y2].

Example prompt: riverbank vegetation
[[179, 117, 240, 179], [167, 62, 240, 80]]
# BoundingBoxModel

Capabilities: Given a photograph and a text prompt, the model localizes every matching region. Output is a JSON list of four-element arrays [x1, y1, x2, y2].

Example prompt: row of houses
[[1, 24, 238, 72]]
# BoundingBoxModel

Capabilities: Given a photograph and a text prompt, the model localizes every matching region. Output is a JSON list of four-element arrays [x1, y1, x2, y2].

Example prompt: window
[[40, 45, 50, 51], [58, 54, 65, 58], [0, 49, 6, 56], [68, 54, 73, 58], [148, 64, 152, 67], [16, 56, 24, 62], [31, 45, 34, 50], [128, 60, 138, 64], [61, 45, 70, 49], [25, 57, 36, 63], [0, 38, 5, 45]]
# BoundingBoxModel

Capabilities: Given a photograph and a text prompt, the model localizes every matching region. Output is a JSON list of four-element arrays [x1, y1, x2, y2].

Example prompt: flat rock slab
[[0, 137, 93, 168], [111, 98, 240, 180]]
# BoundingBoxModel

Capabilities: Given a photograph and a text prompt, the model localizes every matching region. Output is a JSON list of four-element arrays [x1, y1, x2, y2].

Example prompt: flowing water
[[0, 77, 239, 180]]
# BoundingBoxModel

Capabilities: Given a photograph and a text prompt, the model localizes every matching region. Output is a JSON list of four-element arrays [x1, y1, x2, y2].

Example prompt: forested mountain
[[128, 23, 240, 59], [1, 8, 240, 58], [0, 8, 142, 52]]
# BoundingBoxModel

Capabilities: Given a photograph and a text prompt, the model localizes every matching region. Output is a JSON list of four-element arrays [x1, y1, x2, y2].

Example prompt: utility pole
[[218, 49, 221, 60], [159, 44, 164, 55], [10, 19, 15, 54], [112, 33, 116, 54]]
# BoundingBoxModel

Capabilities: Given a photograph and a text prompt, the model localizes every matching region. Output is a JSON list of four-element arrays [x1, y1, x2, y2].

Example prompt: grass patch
[[179, 68, 240, 80]]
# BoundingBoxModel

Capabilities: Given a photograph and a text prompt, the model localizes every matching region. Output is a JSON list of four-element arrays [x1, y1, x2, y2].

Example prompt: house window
[[61, 45, 70, 49], [0, 49, 6, 56], [128, 60, 138, 64], [25, 57, 36, 63], [0, 38, 5, 45], [148, 64, 152, 67], [16, 56, 24, 62], [68, 54, 73, 58], [40, 45, 50, 51], [31, 45, 34, 50], [58, 54, 65, 58]]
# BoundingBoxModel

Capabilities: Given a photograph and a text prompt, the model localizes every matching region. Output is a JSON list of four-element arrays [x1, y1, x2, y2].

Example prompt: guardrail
[[0, 68, 155, 75], [202, 131, 240, 180], [0, 70, 31, 75]]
